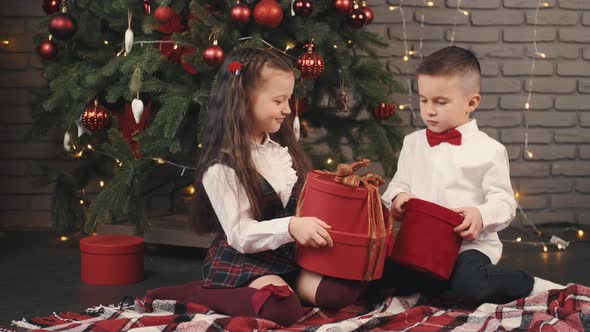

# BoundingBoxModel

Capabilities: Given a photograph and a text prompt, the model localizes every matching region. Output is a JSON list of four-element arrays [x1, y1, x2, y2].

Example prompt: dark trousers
[[371, 249, 534, 305]]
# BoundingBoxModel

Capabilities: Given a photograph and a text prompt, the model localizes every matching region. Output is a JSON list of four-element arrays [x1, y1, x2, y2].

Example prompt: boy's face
[[417, 74, 481, 133]]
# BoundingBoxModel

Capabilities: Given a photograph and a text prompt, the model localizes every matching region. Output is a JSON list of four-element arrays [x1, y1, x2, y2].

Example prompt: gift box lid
[[406, 198, 464, 227], [80, 234, 144, 255], [307, 172, 368, 199]]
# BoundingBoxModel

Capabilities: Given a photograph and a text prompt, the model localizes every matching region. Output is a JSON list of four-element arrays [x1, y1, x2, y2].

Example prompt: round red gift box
[[389, 198, 463, 280], [80, 234, 144, 285], [296, 172, 390, 280]]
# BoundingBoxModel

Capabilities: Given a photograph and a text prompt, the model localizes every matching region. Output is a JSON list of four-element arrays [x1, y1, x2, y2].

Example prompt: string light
[[154, 158, 165, 164], [99, 180, 105, 188], [524, 0, 545, 161], [87, 144, 93, 150], [187, 185, 196, 195], [543, 245, 548, 252], [516, 237, 522, 242], [103, 40, 109, 45], [1, 40, 9, 45], [79, 199, 85, 205], [326, 158, 334, 165], [59, 235, 69, 241], [198, 143, 203, 149], [173, 44, 178, 50], [578, 230, 584, 237], [398, 2, 417, 120], [388, 5, 398, 11], [515, 191, 520, 199]]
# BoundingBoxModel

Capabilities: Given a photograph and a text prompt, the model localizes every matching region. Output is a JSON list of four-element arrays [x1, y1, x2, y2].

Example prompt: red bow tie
[[426, 128, 462, 147]]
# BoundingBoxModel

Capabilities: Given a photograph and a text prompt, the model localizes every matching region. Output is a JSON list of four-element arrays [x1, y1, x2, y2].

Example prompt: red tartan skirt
[[202, 236, 299, 288]]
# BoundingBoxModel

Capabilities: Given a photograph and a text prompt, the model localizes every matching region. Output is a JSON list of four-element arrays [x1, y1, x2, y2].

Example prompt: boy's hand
[[452, 207, 483, 241], [288, 217, 334, 248], [391, 192, 415, 221]]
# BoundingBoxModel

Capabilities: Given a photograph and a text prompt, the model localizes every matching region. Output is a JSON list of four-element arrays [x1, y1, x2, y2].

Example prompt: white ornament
[[293, 115, 300, 141], [75, 118, 89, 137], [125, 28, 134, 53], [63, 131, 72, 151], [131, 98, 144, 124]]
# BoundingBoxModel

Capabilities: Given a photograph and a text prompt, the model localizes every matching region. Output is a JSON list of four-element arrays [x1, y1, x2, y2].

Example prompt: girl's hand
[[391, 192, 414, 220], [288, 217, 334, 248]]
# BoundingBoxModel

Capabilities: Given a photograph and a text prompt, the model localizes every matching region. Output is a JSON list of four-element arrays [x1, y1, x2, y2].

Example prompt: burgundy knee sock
[[315, 276, 361, 310], [147, 282, 302, 326]]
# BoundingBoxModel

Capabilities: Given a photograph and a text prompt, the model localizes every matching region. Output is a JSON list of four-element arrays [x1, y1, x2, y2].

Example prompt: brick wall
[[0, 0, 589, 228], [366, 0, 590, 225]]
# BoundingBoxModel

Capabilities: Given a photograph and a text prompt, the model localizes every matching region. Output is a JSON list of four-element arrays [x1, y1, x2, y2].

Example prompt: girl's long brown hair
[[191, 47, 312, 233]]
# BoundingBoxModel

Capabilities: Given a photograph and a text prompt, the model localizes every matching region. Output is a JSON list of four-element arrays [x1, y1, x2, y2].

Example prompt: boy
[[379, 46, 564, 305]]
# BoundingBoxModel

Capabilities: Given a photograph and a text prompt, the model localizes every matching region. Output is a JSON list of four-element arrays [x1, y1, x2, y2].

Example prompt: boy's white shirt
[[381, 119, 517, 264], [202, 134, 298, 254]]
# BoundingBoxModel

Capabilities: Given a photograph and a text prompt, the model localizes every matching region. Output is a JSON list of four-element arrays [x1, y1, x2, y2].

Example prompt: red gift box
[[296, 159, 393, 281], [389, 198, 464, 280], [80, 234, 144, 285]]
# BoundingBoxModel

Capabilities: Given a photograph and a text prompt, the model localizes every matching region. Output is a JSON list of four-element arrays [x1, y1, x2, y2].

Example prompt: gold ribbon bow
[[297, 159, 393, 281]]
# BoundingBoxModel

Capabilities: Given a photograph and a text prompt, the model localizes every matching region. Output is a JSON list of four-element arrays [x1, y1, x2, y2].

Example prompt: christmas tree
[[33, 0, 403, 234]]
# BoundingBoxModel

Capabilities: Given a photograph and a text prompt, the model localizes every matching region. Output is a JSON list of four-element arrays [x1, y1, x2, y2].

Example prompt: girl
[[147, 47, 360, 326]]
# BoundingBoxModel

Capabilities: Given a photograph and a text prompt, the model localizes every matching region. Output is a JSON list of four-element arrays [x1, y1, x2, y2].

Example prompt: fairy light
[[87, 144, 93, 150], [399, 104, 409, 110], [543, 245, 548, 252], [516, 237, 522, 242], [515, 191, 520, 199], [459, 9, 469, 16], [79, 199, 85, 205], [524, 0, 545, 161], [426, 1, 434, 6], [1, 40, 9, 45], [450, 0, 463, 45], [578, 230, 584, 237], [398, 2, 417, 120], [285, 41, 295, 51], [187, 185, 196, 195], [173, 44, 178, 50], [388, 5, 398, 11], [198, 143, 203, 149], [155, 158, 165, 164], [103, 40, 109, 45], [99, 180, 105, 188], [59, 235, 69, 241], [326, 158, 334, 165]]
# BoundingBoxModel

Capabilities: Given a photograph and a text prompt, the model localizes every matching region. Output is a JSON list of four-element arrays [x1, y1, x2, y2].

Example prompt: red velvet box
[[296, 163, 392, 281], [389, 198, 463, 280], [80, 234, 144, 285]]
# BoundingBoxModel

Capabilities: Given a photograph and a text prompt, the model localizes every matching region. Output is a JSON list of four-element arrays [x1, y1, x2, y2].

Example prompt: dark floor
[[1, 225, 589, 327]]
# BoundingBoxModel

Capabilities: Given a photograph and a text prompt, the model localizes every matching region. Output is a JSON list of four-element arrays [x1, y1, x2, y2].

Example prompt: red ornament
[[42, 0, 61, 15], [293, 0, 313, 17], [143, 0, 153, 15], [347, 4, 367, 28], [38, 39, 58, 60], [180, 48, 198, 75], [254, 0, 283, 28], [155, 11, 185, 34], [82, 100, 111, 132], [203, 43, 225, 67], [370, 102, 396, 120], [289, 97, 310, 116], [116, 101, 152, 158], [296, 47, 325, 79], [361, 6, 374, 25], [230, 3, 251, 24], [154, 5, 175, 23], [49, 13, 78, 40], [333, 0, 352, 13]]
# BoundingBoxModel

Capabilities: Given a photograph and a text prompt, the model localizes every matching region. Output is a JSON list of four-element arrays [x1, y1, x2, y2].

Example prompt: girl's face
[[249, 65, 294, 142]]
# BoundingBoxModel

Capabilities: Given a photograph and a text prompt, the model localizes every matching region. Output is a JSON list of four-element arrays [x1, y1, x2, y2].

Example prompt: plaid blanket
[[9, 284, 590, 331]]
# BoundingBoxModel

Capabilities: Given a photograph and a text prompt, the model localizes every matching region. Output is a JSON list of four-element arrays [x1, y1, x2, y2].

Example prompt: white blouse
[[382, 120, 517, 264], [201, 134, 298, 254]]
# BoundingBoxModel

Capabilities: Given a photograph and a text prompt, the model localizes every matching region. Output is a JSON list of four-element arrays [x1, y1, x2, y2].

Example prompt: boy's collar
[[455, 119, 478, 138]]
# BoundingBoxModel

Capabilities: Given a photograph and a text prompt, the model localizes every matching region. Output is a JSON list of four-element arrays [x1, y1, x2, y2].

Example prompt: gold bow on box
[[296, 159, 393, 281]]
